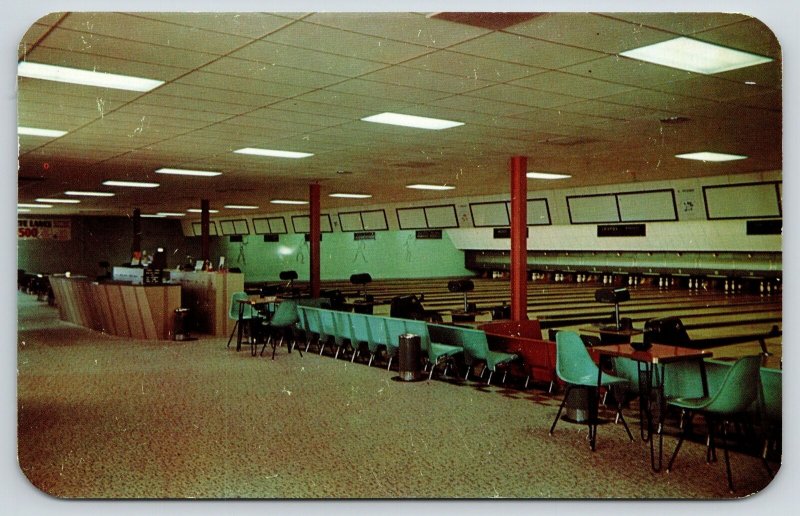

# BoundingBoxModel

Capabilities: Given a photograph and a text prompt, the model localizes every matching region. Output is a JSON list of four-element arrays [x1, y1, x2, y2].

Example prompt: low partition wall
[[169, 271, 244, 337], [49, 276, 181, 340], [477, 320, 557, 385]]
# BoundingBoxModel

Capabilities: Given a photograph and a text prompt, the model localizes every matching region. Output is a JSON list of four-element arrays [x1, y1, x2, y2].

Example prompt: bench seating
[[478, 320, 558, 389]]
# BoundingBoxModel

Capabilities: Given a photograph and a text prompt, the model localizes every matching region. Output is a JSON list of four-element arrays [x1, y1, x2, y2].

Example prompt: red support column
[[201, 199, 210, 263], [509, 156, 528, 321], [309, 183, 321, 298], [131, 208, 142, 256]]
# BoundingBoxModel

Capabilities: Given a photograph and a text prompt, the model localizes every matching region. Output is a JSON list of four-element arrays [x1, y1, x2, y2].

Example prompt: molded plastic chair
[[350, 313, 378, 366], [366, 315, 391, 368], [317, 309, 339, 357], [666, 355, 771, 492], [226, 291, 263, 355], [259, 300, 301, 360], [459, 329, 519, 385], [332, 310, 356, 360], [549, 331, 633, 450], [405, 320, 462, 380], [384, 318, 408, 370]]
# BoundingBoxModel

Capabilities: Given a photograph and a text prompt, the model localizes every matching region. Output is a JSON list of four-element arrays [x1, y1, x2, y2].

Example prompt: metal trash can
[[564, 387, 590, 423], [398, 333, 422, 381], [173, 307, 190, 341]]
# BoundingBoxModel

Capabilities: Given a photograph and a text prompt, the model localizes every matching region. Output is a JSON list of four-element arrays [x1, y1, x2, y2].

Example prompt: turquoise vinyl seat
[[317, 308, 339, 356], [405, 320, 462, 380], [666, 355, 772, 492], [383, 317, 408, 370], [366, 315, 391, 368], [259, 300, 300, 360], [332, 310, 356, 360], [549, 331, 633, 450], [226, 291, 264, 355], [348, 312, 376, 364]]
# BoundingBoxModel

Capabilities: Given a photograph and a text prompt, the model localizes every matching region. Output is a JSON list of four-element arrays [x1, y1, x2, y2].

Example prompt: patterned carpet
[[17, 293, 778, 500]]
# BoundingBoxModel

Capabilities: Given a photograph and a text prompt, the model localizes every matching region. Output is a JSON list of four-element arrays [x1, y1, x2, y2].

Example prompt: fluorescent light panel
[[620, 37, 773, 74], [406, 184, 456, 191], [187, 208, 219, 213], [234, 148, 313, 159], [18, 203, 52, 208], [157, 212, 185, 217], [675, 152, 748, 162], [18, 208, 31, 213], [224, 205, 259, 209], [141, 214, 166, 218], [526, 172, 572, 180], [18, 62, 164, 92], [65, 191, 115, 197], [102, 180, 160, 188], [361, 112, 464, 130], [270, 200, 308, 205], [18, 126, 67, 138], [329, 193, 373, 199], [35, 198, 80, 204], [155, 168, 221, 177]]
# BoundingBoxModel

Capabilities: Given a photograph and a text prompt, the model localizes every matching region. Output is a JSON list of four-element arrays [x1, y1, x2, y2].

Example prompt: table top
[[592, 343, 713, 364], [580, 325, 643, 336], [238, 296, 278, 305]]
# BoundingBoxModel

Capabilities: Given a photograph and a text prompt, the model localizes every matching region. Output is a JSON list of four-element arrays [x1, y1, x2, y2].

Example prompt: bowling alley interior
[[16, 12, 783, 499]]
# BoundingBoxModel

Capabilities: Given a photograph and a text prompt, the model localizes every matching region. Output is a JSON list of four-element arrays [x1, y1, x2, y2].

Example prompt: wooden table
[[592, 343, 713, 471], [580, 325, 643, 344]]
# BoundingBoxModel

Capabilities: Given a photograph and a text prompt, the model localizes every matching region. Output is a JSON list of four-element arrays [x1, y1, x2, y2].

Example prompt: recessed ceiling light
[[270, 199, 309, 205], [18, 126, 67, 138], [526, 172, 572, 180], [362, 112, 464, 130], [234, 148, 314, 159], [224, 205, 260, 209], [141, 214, 167, 218], [155, 168, 222, 177], [157, 212, 185, 217], [675, 152, 748, 162], [187, 208, 219, 213], [35, 198, 81, 204], [620, 37, 773, 74], [18, 208, 31, 213], [102, 180, 160, 188], [406, 184, 456, 191], [65, 191, 115, 197], [18, 203, 53, 208], [18, 62, 165, 92], [329, 193, 373, 199]]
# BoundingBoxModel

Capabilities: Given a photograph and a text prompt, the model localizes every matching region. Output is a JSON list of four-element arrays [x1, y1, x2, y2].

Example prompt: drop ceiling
[[16, 12, 782, 217]]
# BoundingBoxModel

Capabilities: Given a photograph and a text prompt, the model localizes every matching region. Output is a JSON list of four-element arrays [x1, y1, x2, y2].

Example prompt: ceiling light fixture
[[187, 208, 219, 213], [18, 62, 165, 92], [18, 203, 53, 208], [141, 214, 167, 218], [18, 208, 31, 213], [155, 168, 222, 177], [35, 198, 81, 204], [156, 212, 185, 217], [526, 172, 572, 180], [406, 184, 456, 191], [270, 200, 309, 205], [234, 148, 314, 159], [675, 152, 748, 162], [224, 205, 260, 209], [329, 193, 373, 199], [102, 180, 160, 188], [620, 37, 773, 74], [18, 126, 67, 138], [65, 191, 115, 197], [362, 112, 464, 130]]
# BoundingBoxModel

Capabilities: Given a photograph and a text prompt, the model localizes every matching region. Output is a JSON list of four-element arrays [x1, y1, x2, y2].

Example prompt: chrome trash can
[[398, 333, 422, 381], [173, 307, 190, 341]]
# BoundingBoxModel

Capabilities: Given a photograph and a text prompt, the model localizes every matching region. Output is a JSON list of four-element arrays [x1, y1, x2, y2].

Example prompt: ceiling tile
[[303, 12, 491, 48], [177, 70, 315, 98], [59, 12, 253, 55], [294, 89, 413, 113], [449, 32, 604, 69], [510, 71, 635, 99], [555, 100, 663, 121], [135, 12, 296, 38], [561, 56, 695, 88], [505, 13, 674, 54], [652, 76, 775, 103], [693, 17, 781, 59], [25, 46, 188, 82], [465, 84, 581, 108], [428, 95, 533, 116], [359, 66, 493, 94], [200, 57, 347, 88], [326, 78, 454, 103], [265, 21, 433, 64], [154, 82, 280, 108], [605, 12, 752, 37], [402, 50, 543, 82]]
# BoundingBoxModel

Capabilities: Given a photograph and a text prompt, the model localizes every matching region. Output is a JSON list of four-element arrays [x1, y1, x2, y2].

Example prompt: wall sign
[[597, 224, 646, 237], [415, 230, 442, 239], [354, 231, 376, 240], [18, 218, 71, 240]]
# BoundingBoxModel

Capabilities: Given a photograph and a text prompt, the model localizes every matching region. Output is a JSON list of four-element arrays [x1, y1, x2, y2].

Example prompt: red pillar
[[131, 208, 141, 256], [510, 156, 528, 321], [200, 199, 210, 263], [309, 183, 321, 298]]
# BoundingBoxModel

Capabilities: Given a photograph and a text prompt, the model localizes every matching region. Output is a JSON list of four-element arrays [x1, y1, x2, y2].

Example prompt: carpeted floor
[[17, 293, 778, 499]]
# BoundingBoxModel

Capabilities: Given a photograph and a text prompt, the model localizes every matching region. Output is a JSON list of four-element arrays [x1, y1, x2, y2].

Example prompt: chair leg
[[667, 410, 689, 472], [226, 320, 238, 349], [721, 421, 735, 492], [550, 386, 572, 435], [368, 352, 375, 367], [524, 375, 530, 389], [387, 356, 393, 371], [501, 370, 508, 385], [487, 370, 493, 385]]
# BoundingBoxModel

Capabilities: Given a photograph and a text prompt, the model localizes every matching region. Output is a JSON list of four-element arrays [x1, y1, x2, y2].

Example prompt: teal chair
[[317, 309, 339, 357], [366, 315, 391, 368], [259, 300, 301, 360], [460, 329, 519, 385], [549, 331, 633, 451], [405, 320, 462, 380], [666, 355, 772, 492], [332, 310, 356, 360], [384, 317, 408, 370], [350, 313, 379, 366], [226, 291, 263, 355], [297, 306, 320, 352]]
